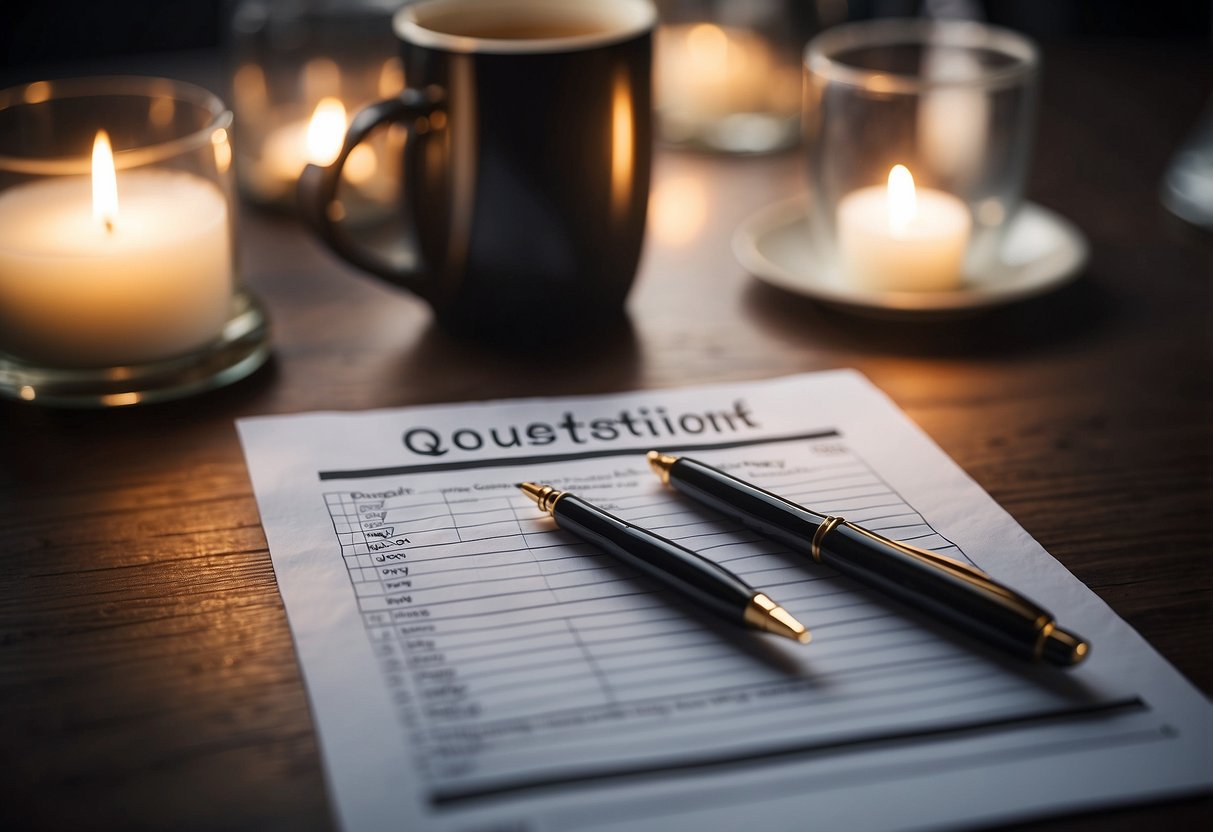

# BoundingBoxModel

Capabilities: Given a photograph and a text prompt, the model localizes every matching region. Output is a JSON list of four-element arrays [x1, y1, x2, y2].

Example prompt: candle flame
[[92, 130, 119, 233], [887, 164, 917, 236], [306, 98, 347, 167]]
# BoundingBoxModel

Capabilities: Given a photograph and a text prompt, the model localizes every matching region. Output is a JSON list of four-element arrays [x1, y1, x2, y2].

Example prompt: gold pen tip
[[775, 610, 812, 645], [647, 451, 678, 485], [744, 593, 811, 645], [518, 482, 563, 513]]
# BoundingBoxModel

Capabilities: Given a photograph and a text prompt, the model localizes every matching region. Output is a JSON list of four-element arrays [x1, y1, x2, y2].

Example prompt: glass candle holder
[[0, 76, 269, 407], [655, 0, 818, 155], [227, 0, 405, 213], [803, 19, 1039, 291]]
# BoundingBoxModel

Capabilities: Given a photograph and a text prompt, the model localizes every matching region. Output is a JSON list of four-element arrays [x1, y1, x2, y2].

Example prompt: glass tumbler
[[0, 77, 269, 407], [804, 20, 1039, 290], [227, 0, 405, 213], [655, 0, 820, 154]]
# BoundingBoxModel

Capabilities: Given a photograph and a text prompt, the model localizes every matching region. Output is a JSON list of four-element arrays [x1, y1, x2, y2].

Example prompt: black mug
[[300, 0, 655, 339]]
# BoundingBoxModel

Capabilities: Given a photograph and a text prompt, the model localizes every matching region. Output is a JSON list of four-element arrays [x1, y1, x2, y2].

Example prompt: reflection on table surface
[[1, 35, 1211, 832]]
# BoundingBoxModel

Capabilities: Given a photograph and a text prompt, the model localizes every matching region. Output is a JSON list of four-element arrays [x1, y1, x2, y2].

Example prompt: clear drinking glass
[[0, 76, 269, 407], [804, 19, 1039, 289], [655, 0, 820, 154], [227, 0, 405, 213]]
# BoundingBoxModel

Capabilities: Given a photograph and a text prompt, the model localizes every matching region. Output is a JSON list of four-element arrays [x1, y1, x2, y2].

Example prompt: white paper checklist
[[238, 371, 1212, 832]]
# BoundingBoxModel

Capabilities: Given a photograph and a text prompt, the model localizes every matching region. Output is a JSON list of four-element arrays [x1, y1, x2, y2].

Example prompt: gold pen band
[[1033, 619, 1055, 663], [810, 515, 845, 563]]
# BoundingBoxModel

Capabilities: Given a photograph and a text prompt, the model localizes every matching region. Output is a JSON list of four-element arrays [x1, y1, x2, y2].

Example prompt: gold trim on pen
[[744, 592, 811, 644], [1033, 618, 1055, 662], [843, 523, 1090, 666], [842, 523, 1009, 593], [518, 482, 564, 514], [811, 515, 845, 563], [1038, 622, 1089, 665], [642, 454, 1091, 667], [647, 451, 678, 485]]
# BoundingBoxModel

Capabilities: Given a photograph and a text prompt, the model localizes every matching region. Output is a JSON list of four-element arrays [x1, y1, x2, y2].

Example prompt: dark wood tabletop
[[1, 40, 1210, 832]]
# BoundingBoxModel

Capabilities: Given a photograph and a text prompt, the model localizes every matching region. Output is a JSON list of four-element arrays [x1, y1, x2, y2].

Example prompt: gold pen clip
[[838, 522, 1041, 607], [840, 522, 980, 577]]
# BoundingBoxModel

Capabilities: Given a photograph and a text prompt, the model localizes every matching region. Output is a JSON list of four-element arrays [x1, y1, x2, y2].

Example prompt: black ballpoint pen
[[518, 482, 810, 643], [645, 453, 1089, 667]]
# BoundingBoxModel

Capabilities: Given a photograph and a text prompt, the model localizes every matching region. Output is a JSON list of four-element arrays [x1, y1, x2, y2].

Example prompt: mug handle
[[299, 87, 444, 297]]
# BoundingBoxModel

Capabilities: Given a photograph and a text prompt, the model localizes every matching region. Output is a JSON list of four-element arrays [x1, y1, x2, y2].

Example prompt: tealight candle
[[806, 21, 1039, 290], [0, 131, 233, 365], [262, 97, 346, 185], [837, 164, 972, 291], [247, 97, 385, 206]]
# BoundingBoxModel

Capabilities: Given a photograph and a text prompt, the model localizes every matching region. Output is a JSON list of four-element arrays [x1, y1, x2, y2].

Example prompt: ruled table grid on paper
[[320, 438, 1105, 797], [240, 373, 1211, 832]]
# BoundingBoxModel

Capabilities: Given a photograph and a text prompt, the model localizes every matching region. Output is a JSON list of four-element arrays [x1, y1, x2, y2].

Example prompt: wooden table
[[1, 41, 1210, 831]]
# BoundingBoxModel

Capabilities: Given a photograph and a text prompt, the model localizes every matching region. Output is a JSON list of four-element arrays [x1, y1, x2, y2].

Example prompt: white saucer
[[733, 196, 1089, 317]]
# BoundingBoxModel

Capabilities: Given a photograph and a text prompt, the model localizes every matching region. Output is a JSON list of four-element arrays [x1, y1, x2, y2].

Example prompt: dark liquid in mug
[[426, 21, 608, 39]]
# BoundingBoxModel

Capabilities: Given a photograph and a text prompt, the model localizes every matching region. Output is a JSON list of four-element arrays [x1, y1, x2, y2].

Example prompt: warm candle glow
[[303, 58, 341, 103], [378, 58, 405, 99], [345, 144, 378, 185], [887, 164, 917, 237], [686, 23, 728, 63], [233, 64, 267, 114], [838, 163, 971, 291], [91, 130, 119, 232], [306, 98, 347, 167], [0, 167, 232, 364], [656, 23, 801, 151], [649, 175, 708, 246]]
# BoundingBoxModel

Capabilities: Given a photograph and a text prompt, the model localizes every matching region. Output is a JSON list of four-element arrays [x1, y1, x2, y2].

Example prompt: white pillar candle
[[837, 164, 972, 291], [0, 133, 233, 366]]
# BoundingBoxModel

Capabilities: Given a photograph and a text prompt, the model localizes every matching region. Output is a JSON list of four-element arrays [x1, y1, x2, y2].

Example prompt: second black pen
[[644, 452, 1088, 667], [517, 482, 809, 644]]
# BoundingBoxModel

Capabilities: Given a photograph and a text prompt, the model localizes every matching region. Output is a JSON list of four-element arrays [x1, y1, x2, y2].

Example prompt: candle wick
[[104, 218, 114, 235]]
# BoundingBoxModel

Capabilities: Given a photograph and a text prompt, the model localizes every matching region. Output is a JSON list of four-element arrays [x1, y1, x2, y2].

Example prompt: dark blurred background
[[1, 0, 1210, 70]]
